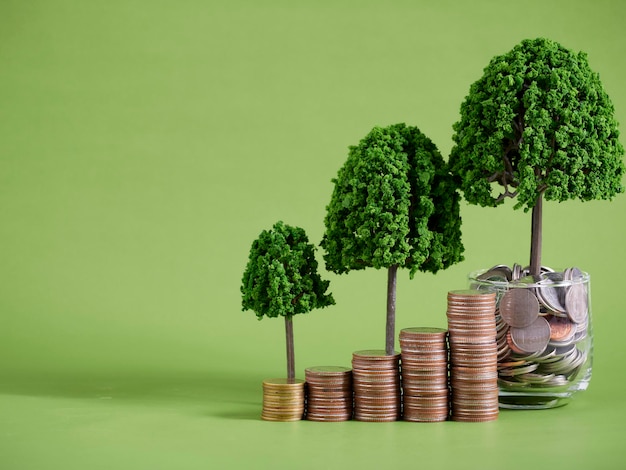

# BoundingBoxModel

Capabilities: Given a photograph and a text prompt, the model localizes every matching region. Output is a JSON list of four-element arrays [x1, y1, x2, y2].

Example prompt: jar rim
[[468, 268, 590, 288]]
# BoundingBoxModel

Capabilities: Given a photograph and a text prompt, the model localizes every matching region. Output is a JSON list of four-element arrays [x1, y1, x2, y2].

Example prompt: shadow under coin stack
[[399, 327, 450, 422], [352, 350, 401, 422], [305, 366, 353, 421], [261, 378, 306, 422], [447, 290, 499, 422]]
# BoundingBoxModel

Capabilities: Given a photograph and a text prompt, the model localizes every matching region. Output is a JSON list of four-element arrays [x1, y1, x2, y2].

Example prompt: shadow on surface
[[212, 406, 261, 421], [0, 368, 264, 411]]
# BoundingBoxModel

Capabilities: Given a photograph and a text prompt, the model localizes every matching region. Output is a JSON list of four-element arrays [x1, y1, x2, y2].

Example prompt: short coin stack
[[399, 327, 449, 422], [352, 350, 401, 422], [261, 378, 306, 422], [305, 366, 353, 421], [447, 290, 499, 422]]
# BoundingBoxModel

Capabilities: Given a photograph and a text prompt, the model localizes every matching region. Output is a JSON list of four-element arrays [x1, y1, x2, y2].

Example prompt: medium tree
[[241, 221, 335, 380], [322, 123, 464, 355], [449, 37, 624, 275]]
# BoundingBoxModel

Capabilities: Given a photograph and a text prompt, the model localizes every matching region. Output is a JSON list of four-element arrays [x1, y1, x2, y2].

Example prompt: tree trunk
[[386, 264, 398, 356], [285, 315, 295, 380], [530, 193, 543, 277]]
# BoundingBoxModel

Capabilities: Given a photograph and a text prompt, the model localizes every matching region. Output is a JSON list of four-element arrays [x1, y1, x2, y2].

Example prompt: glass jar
[[468, 266, 592, 409]]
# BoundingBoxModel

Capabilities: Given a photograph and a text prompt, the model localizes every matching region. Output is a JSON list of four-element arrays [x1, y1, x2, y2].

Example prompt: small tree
[[449, 37, 624, 275], [241, 221, 335, 380], [322, 123, 464, 355]]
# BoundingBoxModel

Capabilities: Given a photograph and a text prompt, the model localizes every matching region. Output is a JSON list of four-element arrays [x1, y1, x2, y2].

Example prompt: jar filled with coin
[[468, 265, 592, 409]]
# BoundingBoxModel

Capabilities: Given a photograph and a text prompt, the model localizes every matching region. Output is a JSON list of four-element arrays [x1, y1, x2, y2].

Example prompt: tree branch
[[496, 188, 518, 202]]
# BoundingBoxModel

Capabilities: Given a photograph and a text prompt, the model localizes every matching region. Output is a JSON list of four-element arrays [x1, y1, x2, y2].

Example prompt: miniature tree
[[241, 221, 335, 380], [449, 37, 624, 275], [321, 123, 464, 355]]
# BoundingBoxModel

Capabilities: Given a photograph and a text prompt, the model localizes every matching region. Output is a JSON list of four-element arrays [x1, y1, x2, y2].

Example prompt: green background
[[1, 0, 626, 468]]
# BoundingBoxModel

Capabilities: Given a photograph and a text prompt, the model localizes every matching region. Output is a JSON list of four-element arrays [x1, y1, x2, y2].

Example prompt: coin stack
[[447, 290, 499, 422], [261, 378, 306, 422], [352, 350, 401, 422], [305, 366, 353, 421], [399, 327, 449, 422]]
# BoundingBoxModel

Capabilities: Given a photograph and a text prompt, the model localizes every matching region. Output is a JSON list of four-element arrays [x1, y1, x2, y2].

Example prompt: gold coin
[[262, 378, 305, 386]]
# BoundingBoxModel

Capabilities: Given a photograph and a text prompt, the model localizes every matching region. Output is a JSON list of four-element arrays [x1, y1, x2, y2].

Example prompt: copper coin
[[354, 414, 399, 422], [305, 366, 351, 375], [448, 290, 496, 300], [448, 335, 497, 345], [506, 330, 527, 355], [400, 327, 447, 336], [403, 401, 449, 409], [548, 315, 575, 341], [353, 350, 400, 359], [404, 416, 448, 423], [306, 415, 352, 422], [401, 351, 448, 360]]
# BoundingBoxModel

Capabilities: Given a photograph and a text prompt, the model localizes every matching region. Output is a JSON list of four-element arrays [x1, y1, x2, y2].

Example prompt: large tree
[[241, 221, 335, 379], [322, 123, 464, 355], [449, 37, 624, 275]]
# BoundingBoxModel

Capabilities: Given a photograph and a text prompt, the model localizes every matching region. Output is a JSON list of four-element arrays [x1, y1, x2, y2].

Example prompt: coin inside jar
[[499, 288, 540, 328], [547, 315, 576, 342], [535, 278, 567, 313], [509, 316, 550, 354], [565, 282, 588, 324]]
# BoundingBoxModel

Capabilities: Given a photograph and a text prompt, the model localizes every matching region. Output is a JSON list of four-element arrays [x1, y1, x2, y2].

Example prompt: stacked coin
[[305, 366, 353, 421], [352, 350, 401, 422], [399, 327, 449, 422], [447, 290, 499, 422], [261, 378, 305, 421]]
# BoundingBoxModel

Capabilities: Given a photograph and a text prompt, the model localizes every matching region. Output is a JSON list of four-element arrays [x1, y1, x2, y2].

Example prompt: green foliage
[[321, 123, 464, 278], [450, 37, 625, 212], [241, 221, 335, 320]]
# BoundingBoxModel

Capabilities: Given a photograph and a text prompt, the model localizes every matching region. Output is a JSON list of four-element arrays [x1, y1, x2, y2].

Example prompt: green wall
[[1, 1, 625, 468]]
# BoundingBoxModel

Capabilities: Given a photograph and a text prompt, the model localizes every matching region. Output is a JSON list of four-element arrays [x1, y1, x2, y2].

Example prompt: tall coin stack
[[399, 327, 450, 422], [352, 350, 401, 422], [261, 378, 306, 422], [446, 290, 499, 422], [305, 366, 353, 421]]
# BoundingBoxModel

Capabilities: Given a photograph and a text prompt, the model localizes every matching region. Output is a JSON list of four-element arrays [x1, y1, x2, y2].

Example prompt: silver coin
[[543, 271, 564, 282], [573, 330, 588, 343], [516, 373, 556, 384], [570, 267, 584, 280], [498, 377, 527, 387], [539, 346, 580, 374], [510, 349, 544, 361], [498, 363, 539, 376], [477, 265, 512, 282], [564, 349, 587, 375], [535, 278, 567, 313], [517, 275, 541, 285], [531, 345, 559, 363], [565, 283, 588, 324], [500, 288, 540, 328], [509, 317, 550, 354], [532, 375, 570, 387]]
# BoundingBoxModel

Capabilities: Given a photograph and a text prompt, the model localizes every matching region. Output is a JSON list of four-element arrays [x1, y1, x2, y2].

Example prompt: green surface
[[1, 1, 626, 469]]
